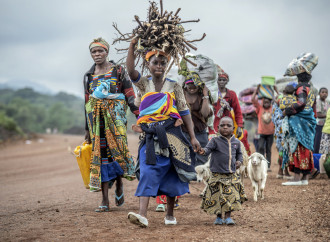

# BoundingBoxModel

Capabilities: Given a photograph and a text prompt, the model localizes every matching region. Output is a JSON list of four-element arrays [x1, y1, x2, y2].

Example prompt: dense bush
[[0, 88, 85, 136], [0, 111, 25, 142]]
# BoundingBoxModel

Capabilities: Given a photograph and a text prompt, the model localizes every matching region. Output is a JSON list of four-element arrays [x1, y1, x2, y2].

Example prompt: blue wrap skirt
[[101, 161, 124, 183], [135, 144, 190, 197]]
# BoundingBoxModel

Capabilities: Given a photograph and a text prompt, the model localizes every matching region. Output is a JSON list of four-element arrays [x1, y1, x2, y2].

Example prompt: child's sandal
[[95, 205, 110, 212], [224, 217, 235, 225]]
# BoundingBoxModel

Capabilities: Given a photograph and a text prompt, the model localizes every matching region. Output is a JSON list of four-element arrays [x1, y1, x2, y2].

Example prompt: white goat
[[195, 159, 210, 196], [247, 152, 268, 201]]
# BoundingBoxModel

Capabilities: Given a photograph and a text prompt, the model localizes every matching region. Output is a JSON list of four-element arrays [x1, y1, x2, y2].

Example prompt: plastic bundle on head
[[112, 0, 206, 75], [284, 53, 318, 76], [179, 55, 218, 104]]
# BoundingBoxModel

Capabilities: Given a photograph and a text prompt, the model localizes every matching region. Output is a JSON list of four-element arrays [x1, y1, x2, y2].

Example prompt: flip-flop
[[174, 202, 180, 210], [310, 170, 320, 179], [115, 188, 124, 207], [95, 205, 110, 212]]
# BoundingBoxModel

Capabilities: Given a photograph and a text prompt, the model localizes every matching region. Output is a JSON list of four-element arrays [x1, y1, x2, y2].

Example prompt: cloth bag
[[74, 141, 93, 189], [179, 54, 218, 103], [258, 84, 274, 100]]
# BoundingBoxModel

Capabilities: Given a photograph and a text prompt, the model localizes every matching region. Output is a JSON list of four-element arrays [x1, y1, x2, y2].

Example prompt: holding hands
[[191, 137, 201, 153], [198, 148, 205, 155]]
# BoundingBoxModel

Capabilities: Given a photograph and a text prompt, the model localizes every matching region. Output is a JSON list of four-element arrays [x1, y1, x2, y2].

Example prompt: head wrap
[[89, 37, 110, 52], [216, 65, 229, 81], [145, 50, 171, 62], [183, 72, 202, 88]]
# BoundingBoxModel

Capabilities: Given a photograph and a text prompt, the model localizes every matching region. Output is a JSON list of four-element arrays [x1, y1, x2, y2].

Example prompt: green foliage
[[0, 88, 85, 135], [0, 110, 24, 141]]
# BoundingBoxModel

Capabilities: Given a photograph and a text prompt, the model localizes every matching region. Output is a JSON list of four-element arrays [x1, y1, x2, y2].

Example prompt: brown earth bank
[[0, 134, 329, 242]]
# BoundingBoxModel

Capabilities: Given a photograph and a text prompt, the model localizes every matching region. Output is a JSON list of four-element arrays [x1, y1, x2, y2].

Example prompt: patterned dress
[[283, 83, 316, 174], [201, 173, 247, 215], [84, 65, 139, 190]]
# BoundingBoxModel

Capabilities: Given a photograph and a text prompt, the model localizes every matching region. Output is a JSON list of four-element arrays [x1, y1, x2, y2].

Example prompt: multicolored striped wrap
[[258, 84, 274, 100], [137, 92, 181, 124]]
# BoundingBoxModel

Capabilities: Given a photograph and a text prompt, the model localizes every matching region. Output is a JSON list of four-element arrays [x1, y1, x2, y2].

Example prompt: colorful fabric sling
[[86, 68, 136, 191], [137, 92, 181, 124]]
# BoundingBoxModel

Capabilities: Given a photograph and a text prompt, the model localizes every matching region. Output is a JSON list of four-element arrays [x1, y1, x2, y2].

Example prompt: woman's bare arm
[[126, 39, 139, 81], [200, 86, 212, 118]]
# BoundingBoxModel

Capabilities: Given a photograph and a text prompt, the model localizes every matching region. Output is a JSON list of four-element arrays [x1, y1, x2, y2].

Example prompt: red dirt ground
[[0, 134, 329, 241]]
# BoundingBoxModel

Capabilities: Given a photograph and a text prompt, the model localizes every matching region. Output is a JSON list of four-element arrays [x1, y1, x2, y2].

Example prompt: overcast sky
[[0, 0, 329, 97]]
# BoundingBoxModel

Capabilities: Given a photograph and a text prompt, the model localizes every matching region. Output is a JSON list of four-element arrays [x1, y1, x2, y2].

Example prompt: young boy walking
[[200, 117, 247, 225], [252, 84, 275, 171]]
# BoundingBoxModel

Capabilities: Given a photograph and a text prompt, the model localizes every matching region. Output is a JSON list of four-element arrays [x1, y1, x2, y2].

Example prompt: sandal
[[174, 202, 180, 210], [224, 217, 235, 225], [95, 205, 110, 212], [115, 187, 124, 207], [214, 217, 224, 225], [128, 212, 148, 227], [310, 169, 320, 179], [156, 204, 166, 212]]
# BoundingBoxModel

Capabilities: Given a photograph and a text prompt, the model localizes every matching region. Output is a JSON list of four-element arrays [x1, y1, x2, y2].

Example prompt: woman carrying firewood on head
[[126, 38, 200, 227], [112, 0, 205, 227]]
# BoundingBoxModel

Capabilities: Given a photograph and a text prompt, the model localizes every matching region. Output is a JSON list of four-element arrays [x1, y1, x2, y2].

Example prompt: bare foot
[[174, 119, 183, 127], [132, 124, 143, 133]]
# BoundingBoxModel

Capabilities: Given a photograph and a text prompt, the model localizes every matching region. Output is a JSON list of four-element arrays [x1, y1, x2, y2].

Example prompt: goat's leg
[[260, 178, 267, 200], [251, 180, 258, 202], [244, 167, 248, 178], [200, 180, 208, 197], [258, 180, 262, 197]]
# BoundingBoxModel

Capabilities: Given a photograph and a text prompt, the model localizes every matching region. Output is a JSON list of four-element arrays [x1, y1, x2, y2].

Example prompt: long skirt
[[289, 143, 314, 174], [86, 97, 135, 190], [135, 144, 189, 197], [313, 125, 323, 154], [201, 173, 247, 215]]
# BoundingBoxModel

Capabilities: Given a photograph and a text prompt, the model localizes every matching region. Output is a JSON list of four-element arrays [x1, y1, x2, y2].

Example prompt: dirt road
[[0, 134, 329, 241]]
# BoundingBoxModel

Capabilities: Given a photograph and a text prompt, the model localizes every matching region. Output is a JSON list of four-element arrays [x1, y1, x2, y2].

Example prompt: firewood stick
[[183, 57, 197, 67]]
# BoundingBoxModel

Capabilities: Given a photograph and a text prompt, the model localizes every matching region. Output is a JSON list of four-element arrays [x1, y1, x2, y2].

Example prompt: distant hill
[[0, 79, 56, 95]]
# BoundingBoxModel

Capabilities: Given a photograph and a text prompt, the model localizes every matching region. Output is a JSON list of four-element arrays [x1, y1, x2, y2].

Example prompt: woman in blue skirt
[[126, 38, 200, 227]]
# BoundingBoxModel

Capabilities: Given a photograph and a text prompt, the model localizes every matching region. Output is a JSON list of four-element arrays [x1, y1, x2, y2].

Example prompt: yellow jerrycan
[[74, 141, 93, 189]]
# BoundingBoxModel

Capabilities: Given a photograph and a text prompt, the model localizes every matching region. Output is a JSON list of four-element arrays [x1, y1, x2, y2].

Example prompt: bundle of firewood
[[113, 0, 205, 74]]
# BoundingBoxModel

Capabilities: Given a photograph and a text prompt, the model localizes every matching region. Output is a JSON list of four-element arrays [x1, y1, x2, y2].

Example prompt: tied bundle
[[112, 0, 206, 75]]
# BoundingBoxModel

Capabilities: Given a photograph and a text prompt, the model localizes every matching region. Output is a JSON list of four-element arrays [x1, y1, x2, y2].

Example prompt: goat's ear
[[257, 153, 265, 160]]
